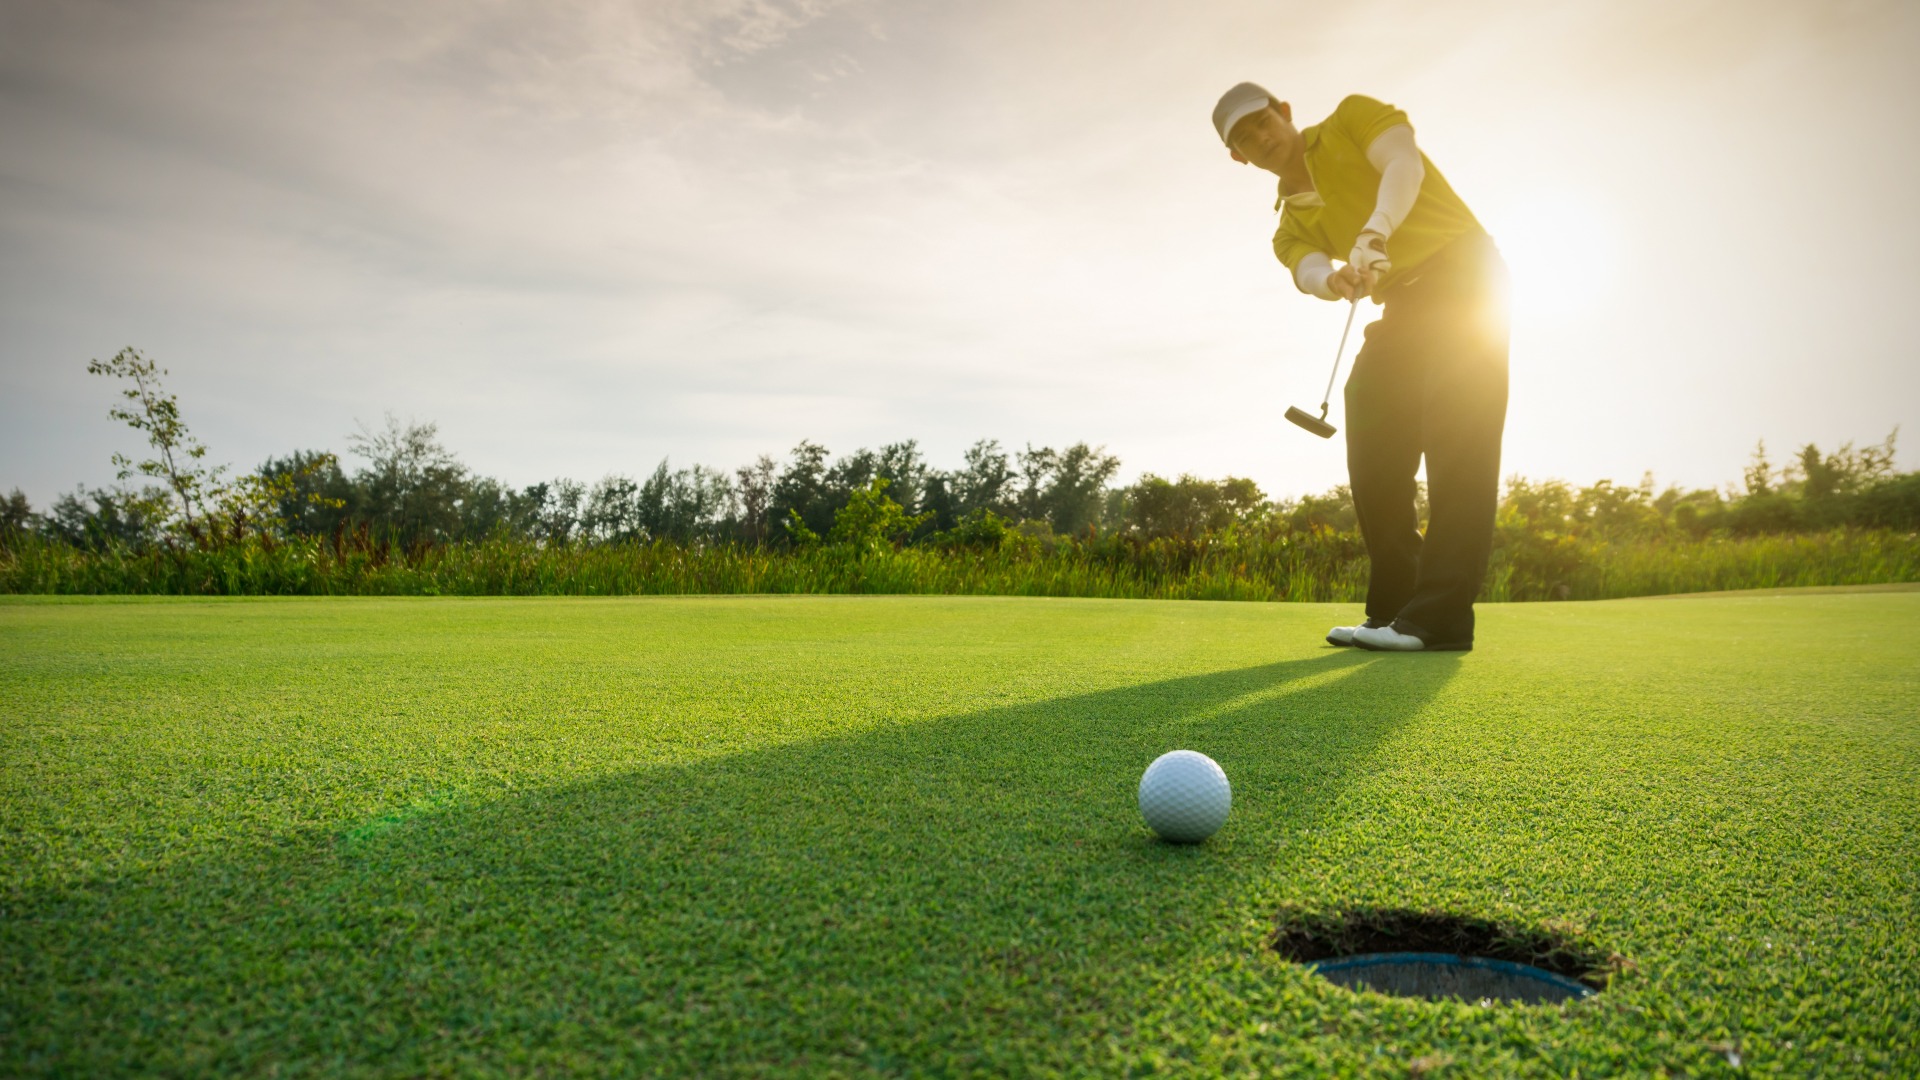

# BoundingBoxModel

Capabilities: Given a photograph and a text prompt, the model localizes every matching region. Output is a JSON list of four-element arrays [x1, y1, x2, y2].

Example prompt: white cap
[[1212, 82, 1273, 148]]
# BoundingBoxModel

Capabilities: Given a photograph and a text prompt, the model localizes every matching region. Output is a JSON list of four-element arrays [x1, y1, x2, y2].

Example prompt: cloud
[[1, 0, 1915, 507]]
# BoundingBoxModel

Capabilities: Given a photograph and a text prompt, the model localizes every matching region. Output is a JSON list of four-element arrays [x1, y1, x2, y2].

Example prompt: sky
[[3, 0, 1917, 506]]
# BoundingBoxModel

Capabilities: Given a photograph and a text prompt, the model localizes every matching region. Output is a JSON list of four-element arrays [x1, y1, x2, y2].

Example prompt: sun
[[1486, 192, 1621, 322]]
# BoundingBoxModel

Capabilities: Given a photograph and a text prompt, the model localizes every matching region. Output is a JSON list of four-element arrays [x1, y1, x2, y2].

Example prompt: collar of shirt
[[1273, 123, 1326, 211]]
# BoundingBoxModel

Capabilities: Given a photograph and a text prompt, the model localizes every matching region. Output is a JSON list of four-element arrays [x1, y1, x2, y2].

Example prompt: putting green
[[3, 592, 1915, 1075]]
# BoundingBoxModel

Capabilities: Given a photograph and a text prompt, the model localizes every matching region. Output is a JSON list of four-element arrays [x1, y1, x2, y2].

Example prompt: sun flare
[[1487, 192, 1621, 322]]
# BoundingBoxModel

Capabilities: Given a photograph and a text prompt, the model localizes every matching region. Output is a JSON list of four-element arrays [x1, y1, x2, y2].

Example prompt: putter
[[1285, 296, 1360, 439]]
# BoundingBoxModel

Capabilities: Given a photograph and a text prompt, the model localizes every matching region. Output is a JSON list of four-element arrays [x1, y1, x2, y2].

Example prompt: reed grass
[[1524, 531, 1920, 600], [5, 527, 1915, 601]]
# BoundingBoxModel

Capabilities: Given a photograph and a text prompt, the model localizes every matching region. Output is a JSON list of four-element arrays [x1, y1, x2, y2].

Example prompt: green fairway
[[3, 593, 1916, 1076]]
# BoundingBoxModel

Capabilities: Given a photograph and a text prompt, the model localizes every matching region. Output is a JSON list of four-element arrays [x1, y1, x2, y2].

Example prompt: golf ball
[[1137, 750, 1231, 843]]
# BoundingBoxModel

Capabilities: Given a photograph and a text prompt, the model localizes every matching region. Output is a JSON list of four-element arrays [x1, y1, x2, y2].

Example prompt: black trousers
[[1344, 231, 1510, 646]]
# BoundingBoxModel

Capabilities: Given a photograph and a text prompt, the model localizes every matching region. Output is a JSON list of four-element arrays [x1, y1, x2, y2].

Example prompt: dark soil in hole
[[1269, 906, 1622, 991]]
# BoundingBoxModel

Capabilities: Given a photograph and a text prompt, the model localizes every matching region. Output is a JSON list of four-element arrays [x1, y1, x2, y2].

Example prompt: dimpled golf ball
[[1137, 750, 1231, 843]]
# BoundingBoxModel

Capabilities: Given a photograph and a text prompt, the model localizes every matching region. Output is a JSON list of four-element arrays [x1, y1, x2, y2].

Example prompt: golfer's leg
[[1344, 317, 1424, 625], [1396, 264, 1510, 644]]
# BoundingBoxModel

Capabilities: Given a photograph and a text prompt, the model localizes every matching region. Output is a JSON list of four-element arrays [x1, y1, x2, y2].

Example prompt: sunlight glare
[[1487, 192, 1622, 323]]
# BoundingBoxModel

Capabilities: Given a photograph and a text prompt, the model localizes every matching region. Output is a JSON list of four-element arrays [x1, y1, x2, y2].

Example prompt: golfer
[[1213, 84, 1509, 652]]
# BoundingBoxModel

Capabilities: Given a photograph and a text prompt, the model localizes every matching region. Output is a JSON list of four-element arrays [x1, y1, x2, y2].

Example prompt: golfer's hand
[[1348, 230, 1391, 294], [1328, 264, 1367, 301]]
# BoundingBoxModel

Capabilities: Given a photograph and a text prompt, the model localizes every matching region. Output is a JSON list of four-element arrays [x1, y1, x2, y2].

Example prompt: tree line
[[4, 348, 1918, 554]]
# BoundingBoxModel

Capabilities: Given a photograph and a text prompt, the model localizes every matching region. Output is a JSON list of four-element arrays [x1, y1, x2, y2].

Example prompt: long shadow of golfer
[[13, 649, 1463, 1073]]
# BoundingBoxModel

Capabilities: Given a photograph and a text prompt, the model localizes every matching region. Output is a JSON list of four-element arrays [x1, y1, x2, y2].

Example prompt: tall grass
[[1497, 531, 1920, 600], [0, 533, 1368, 601], [5, 528, 1916, 601]]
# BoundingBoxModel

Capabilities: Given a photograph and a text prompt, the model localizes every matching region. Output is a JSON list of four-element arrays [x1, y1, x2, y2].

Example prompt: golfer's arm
[[1293, 252, 1338, 300], [1362, 125, 1424, 238]]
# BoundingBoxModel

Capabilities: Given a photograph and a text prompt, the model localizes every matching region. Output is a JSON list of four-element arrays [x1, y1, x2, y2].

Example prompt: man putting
[[1213, 84, 1509, 652]]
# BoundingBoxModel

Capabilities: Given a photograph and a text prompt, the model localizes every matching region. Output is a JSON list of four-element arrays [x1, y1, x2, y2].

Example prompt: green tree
[[87, 348, 221, 531], [458, 476, 546, 539], [1016, 442, 1121, 536], [624, 461, 736, 543], [89, 350, 340, 545], [951, 439, 1017, 519], [258, 451, 358, 537], [41, 486, 169, 550], [1742, 441, 1775, 497], [1279, 484, 1358, 533], [734, 454, 777, 545], [919, 472, 958, 532], [1, 489, 32, 547], [770, 441, 833, 544], [582, 474, 643, 542], [822, 441, 931, 518], [829, 478, 932, 555], [922, 506, 1014, 551], [1122, 474, 1268, 538], [1795, 430, 1898, 501], [347, 415, 471, 544], [530, 479, 587, 546], [1858, 472, 1920, 529]]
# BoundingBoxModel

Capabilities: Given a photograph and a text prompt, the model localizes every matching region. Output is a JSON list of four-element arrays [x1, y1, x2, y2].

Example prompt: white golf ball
[[1137, 750, 1231, 843]]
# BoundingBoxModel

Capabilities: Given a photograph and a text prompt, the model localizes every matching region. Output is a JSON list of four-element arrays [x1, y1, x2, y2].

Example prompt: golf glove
[[1348, 230, 1391, 279]]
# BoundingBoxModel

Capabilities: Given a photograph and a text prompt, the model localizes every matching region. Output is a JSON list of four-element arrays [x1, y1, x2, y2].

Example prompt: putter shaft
[[1321, 297, 1359, 411]]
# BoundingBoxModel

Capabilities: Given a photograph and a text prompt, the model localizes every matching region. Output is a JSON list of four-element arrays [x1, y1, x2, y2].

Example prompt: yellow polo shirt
[[1272, 95, 1484, 294]]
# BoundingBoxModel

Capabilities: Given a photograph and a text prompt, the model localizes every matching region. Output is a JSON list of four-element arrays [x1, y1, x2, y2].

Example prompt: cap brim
[[1218, 97, 1268, 147]]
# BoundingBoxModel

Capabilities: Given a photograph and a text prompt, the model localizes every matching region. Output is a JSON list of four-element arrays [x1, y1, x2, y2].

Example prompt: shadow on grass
[[8, 650, 1464, 1075]]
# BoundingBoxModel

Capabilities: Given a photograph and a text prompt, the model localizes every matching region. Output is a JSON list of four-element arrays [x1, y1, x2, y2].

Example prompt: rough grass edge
[[2, 528, 1916, 602]]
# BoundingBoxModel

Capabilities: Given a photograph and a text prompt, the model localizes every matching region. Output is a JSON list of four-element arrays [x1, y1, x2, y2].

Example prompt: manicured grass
[[2, 591, 1916, 1076]]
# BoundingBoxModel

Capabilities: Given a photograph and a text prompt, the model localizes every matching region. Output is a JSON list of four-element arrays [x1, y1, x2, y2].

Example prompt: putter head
[[1285, 406, 1337, 439]]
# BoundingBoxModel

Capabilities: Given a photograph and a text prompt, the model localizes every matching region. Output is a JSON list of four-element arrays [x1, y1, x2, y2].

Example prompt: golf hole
[[1270, 907, 1620, 1005]]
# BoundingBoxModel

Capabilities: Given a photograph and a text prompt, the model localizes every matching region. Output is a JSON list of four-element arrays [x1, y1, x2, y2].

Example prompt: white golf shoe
[[1352, 623, 1428, 651], [1326, 618, 1390, 647]]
